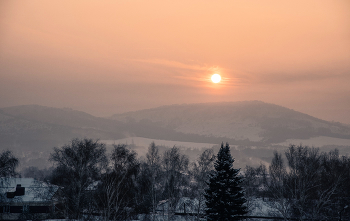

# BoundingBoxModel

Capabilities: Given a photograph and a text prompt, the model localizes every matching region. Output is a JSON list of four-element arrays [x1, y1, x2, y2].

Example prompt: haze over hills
[[2, 101, 350, 148], [0, 105, 125, 150], [1, 101, 349, 169], [112, 101, 350, 143]]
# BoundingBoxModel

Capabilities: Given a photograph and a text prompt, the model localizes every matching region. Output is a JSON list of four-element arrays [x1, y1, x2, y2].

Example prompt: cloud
[[132, 58, 246, 87], [133, 59, 212, 71], [250, 68, 350, 86]]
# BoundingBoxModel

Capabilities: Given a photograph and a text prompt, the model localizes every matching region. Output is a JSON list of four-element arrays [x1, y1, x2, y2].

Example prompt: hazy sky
[[1, 0, 349, 123]]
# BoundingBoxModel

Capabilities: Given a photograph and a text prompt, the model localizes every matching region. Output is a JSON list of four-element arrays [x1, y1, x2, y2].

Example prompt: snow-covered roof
[[0, 177, 59, 203]]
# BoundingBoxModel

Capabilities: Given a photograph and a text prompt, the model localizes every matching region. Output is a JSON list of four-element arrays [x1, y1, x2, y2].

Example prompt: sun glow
[[211, 74, 221, 83]]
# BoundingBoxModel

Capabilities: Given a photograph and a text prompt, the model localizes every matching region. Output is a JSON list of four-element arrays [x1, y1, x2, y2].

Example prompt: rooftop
[[0, 178, 58, 203]]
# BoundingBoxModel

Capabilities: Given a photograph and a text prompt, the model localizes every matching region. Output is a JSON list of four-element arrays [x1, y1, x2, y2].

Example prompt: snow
[[0, 177, 58, 202], [276, 136, 350, 147], [102, 137, 216, 149], [247, 197, 280, 217]]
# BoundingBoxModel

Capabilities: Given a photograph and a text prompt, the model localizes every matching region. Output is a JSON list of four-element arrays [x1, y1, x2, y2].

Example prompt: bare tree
[[317, 149, 350, 219], [95, 170, 132, 221], [21, 166, 54, 181], [266, 151, 292, 220], [0, 150, 19, 204], [49, 138, 107, 220], [243, 164, 267, 215], [95, 144, 140, 221], [265, 145, 350, 220], [190, 149, 216, 220], [0, 150, 19, 178], [146, 142, 161, 220], [162, 146, 189, 220], [284, 145, 322, 219]]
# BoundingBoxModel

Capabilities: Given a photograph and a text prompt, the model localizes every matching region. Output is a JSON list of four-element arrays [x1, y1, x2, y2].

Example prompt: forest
[[1, 138, 350, 221]]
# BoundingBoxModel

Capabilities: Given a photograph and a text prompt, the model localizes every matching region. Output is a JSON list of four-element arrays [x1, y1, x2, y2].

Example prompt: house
[[0, 178, 63, 220]]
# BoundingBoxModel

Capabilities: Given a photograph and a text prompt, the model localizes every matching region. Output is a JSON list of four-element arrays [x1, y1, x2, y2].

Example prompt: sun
[[211, 74, 221, 83]]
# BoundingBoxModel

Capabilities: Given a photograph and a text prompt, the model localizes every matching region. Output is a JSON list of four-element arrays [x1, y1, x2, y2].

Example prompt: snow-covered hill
[[111, 101, 350, 143], [1, 101, 350, 169]]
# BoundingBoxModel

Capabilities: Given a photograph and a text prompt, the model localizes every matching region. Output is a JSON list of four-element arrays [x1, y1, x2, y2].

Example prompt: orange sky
[[1, 0, 350, 123]]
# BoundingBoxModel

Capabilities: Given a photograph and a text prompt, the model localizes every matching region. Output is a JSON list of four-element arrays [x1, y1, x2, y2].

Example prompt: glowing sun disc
[[211, 74, 221, 83]]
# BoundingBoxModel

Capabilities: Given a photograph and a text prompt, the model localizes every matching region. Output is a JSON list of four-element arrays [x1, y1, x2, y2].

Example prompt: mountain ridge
[[1, 101, 350, 148], [1, 101, 349, 169], [111, 101, 350, 143]]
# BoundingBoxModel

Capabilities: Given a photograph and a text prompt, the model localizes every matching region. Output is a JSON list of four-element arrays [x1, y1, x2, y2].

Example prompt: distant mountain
[[111, 101, 350, 143], [2, 102, 350, 152], [1, 105, 118, 130], [1, 102, 350, 169], [0, 105, 126, 151]]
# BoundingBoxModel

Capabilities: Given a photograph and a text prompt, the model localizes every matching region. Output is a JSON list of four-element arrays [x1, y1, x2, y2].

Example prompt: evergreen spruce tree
[[205, 142, 247, 221]]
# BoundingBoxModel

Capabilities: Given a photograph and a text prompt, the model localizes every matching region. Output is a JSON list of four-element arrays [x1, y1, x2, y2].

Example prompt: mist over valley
[[1, 101, 349, 170]]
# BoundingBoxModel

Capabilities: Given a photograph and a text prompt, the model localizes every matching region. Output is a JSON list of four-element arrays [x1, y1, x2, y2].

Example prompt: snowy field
[[276, 136, 350, 147], [102, 137, 217, 149]]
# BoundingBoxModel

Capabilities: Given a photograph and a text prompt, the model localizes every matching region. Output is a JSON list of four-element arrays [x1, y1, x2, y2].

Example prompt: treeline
[[29, 138, 216, 220], [1, 139, 350, 220], [245, 145, 350, 220]]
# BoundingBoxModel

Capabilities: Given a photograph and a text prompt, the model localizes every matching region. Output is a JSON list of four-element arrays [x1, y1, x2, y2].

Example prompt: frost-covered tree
[[190, 149, 216, 219], [205, 142, 247, 221], [162, 146, 189, 220]]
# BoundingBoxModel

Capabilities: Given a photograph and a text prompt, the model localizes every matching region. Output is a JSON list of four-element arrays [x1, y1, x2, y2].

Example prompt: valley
[[1, 101, 349, 170]]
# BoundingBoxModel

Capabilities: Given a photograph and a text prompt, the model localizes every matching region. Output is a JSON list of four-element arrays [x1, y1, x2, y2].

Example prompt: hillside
[[1, 102, 350, 169], [2, 102, 350, 150], [0, 105, 126, 151], [111, 101, 350, 143]]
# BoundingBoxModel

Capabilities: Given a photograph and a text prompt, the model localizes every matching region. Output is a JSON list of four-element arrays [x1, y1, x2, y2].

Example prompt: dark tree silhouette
[[95, 144, 140, 221], [190, 148, 216, 219], [161, 146, 189, 220], [145, 142, 161, 219], [49, 138, 107, 220], [205, 142, 247, 221], [21, 166, 53, 181], [264, 145, 350, 220], [0, 150, 19, 203], [0, 150, 19, 177]]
